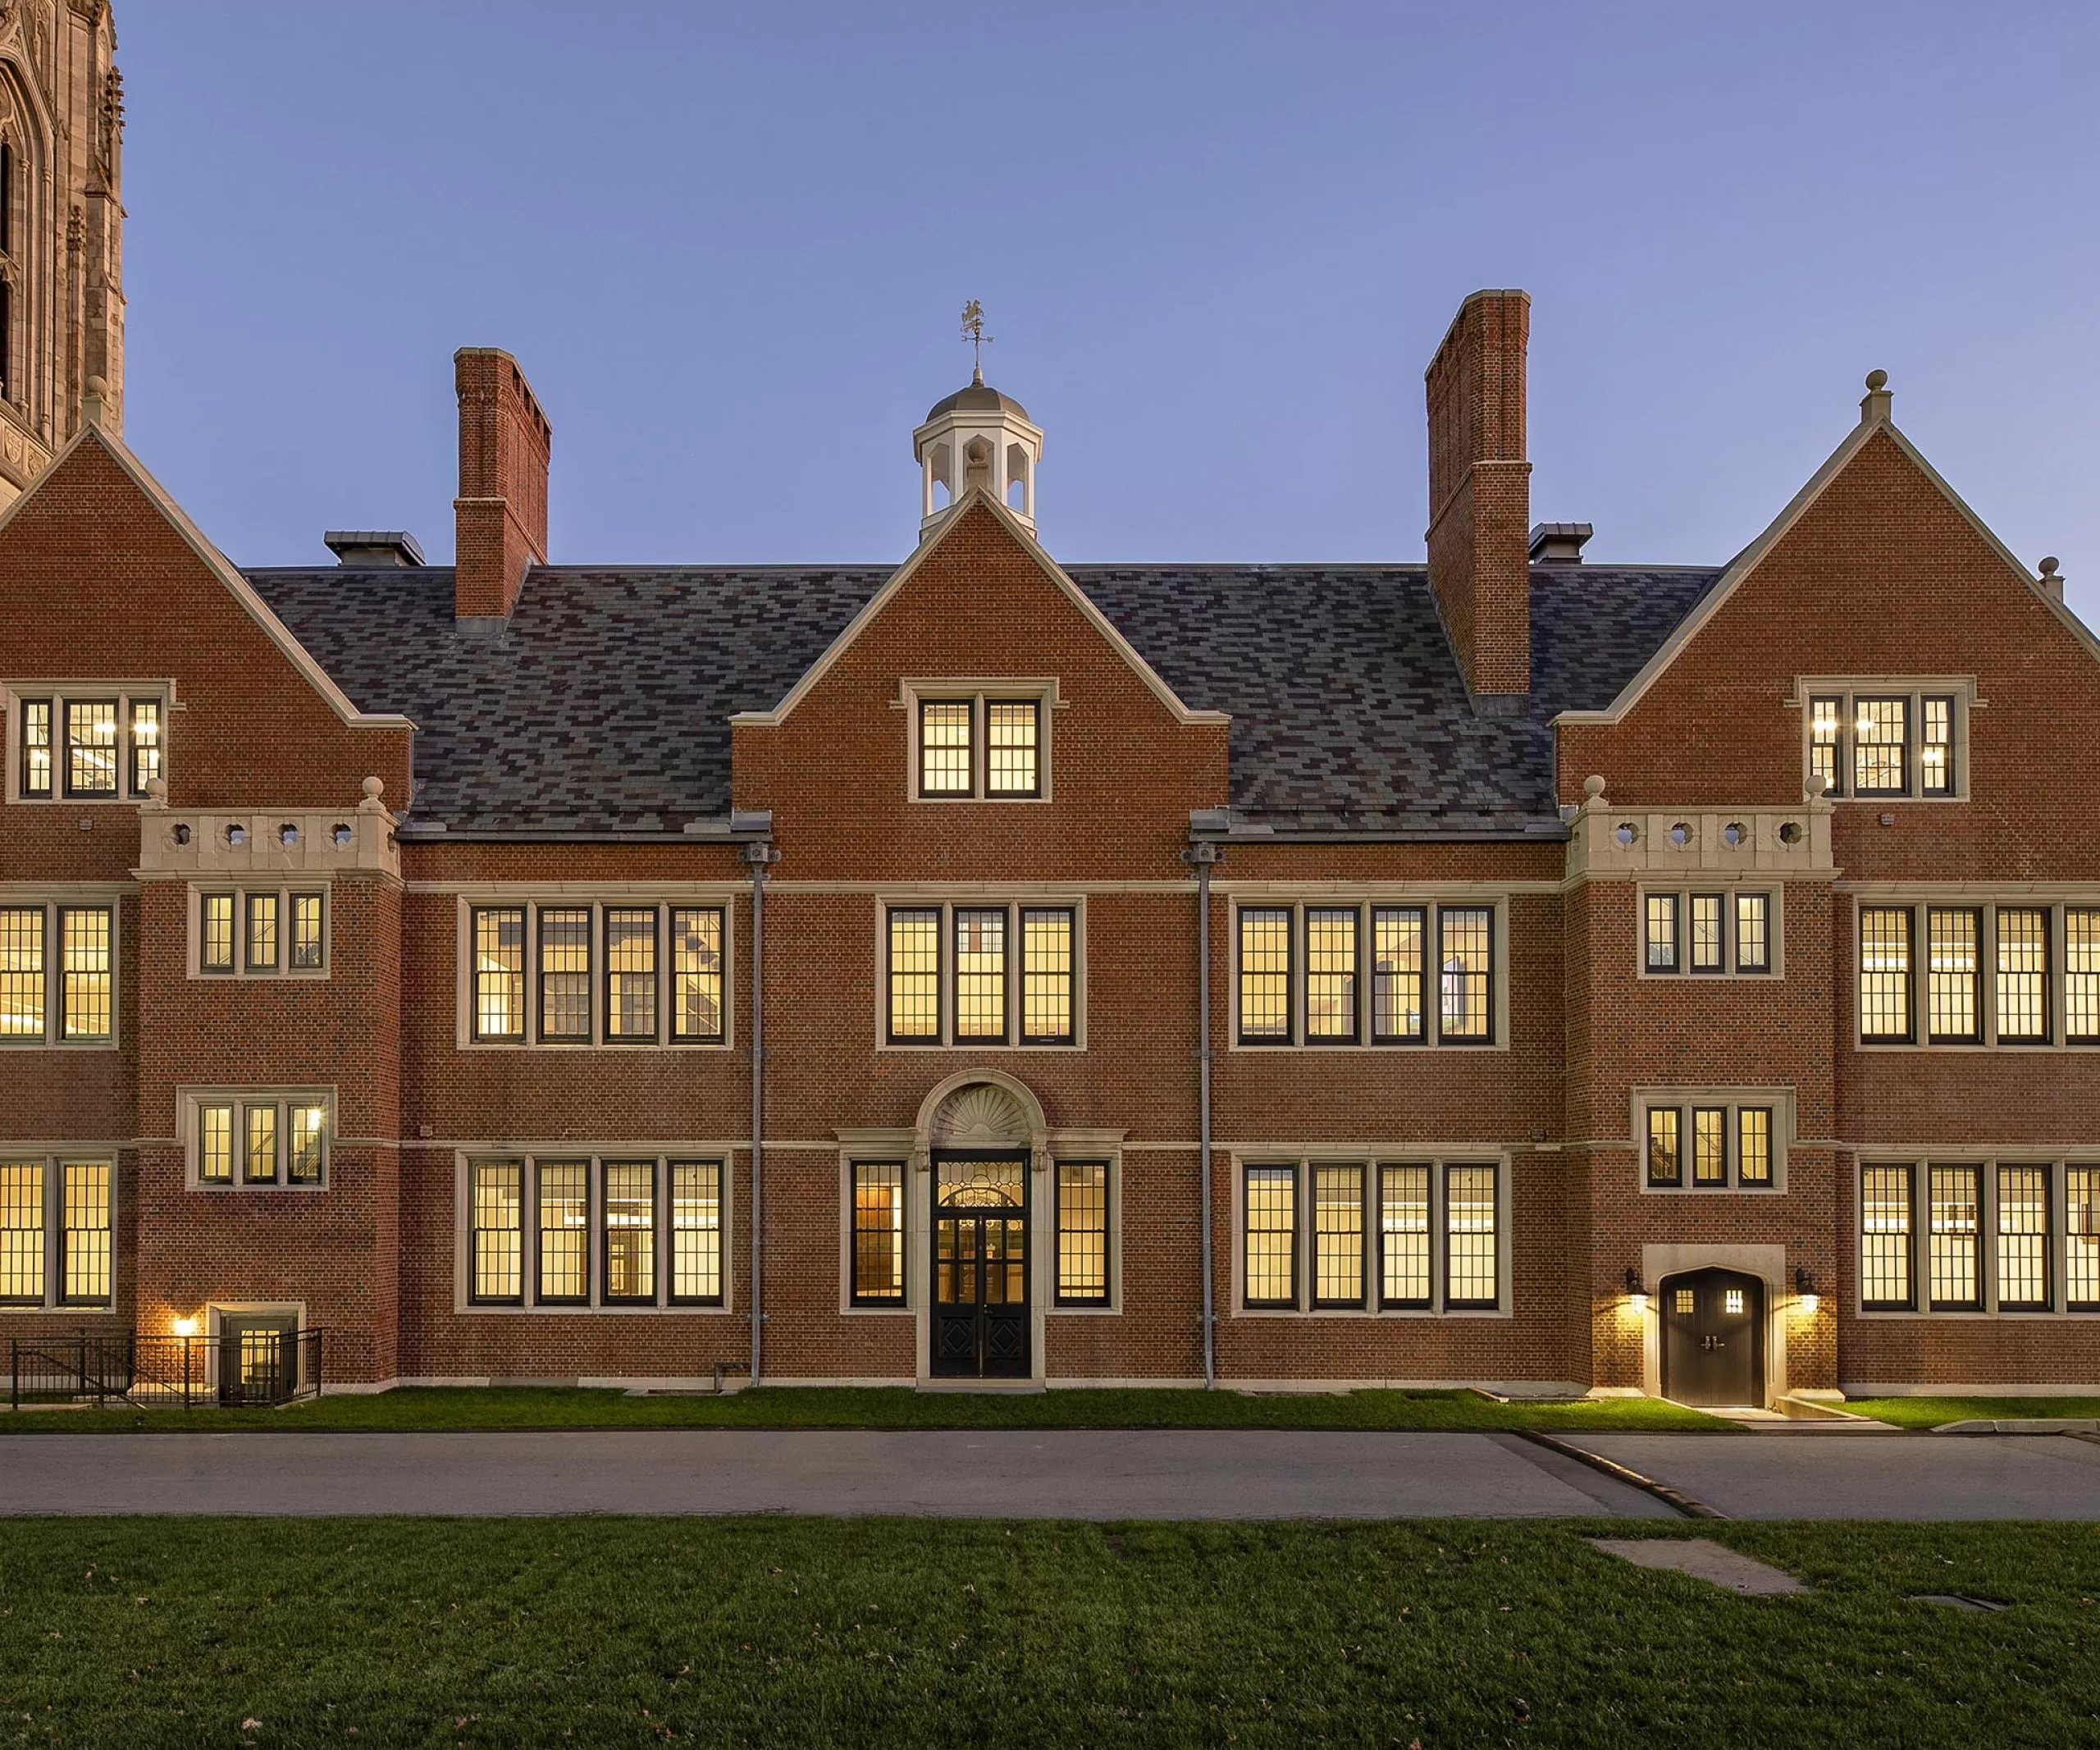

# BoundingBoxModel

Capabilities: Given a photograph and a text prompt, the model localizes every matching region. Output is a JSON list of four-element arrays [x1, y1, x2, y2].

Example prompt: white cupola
[[912, 363, 1043, 538]]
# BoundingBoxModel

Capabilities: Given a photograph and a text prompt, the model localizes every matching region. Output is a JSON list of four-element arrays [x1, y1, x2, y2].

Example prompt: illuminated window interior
[[471, 1154, 724, 1309]]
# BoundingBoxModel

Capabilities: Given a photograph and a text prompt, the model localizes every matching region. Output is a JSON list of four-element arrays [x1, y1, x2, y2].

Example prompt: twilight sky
[[121, 3, 2100, 622]]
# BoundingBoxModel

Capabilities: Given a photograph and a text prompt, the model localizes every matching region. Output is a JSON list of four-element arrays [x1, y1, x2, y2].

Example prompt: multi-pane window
[[0, 904, 113, 1044], [915, 695, 1044, 798], [196, 889, 326, 979], [467, 902, 728, 1046], [11, 691, 165, 799], [1861, 902, 2100, 1047], [1055, 1162, 1110, 1306], [1242, 1158, 1501, 1312], [851, 1162, 907, 1305], [1861, 1158, 2100, 1314], [1644, 1099, 1782, 1191], [468, 1154, 725, 1308], [1803, 687, 1961, 799], [190, 1095, 330, 1189], [1237, 902, 1497, 1046], [883, 902, 1077, 1045], [1641, 890, 1775, 976], [0, 1158, 112, 1309]]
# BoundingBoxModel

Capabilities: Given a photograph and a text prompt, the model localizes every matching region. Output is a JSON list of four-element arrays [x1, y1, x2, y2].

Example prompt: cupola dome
[[912, 361, 1043, 538]]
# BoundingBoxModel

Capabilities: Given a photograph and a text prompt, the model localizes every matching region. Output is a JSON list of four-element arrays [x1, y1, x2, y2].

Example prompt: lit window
[[954, 908, 1007, 1043], [2070, 911, 2100, 1044], [1723, 1288, 1745, 1315], [59, 907, 111, 1041], [1378, 1164, 1431, 1308], [671, 1162, 723, 1305], [536, 1161, 590, 1304], [851, 1162, 906, 1305], [1691, 1108, 1728, 1186], [1926, 907, 1979, 1042], [1243, 1166, 1298, 1308], [245, 893, 279, 973], [1371, 907, 1426, 1042], [472, 907, 525, 1040], [1673, 1287, 1695, 1314], [1861, 1164, 1915, 1309], [917, 701, 975, 796], [1020, 909, 1074, 1045], [671, 908, 724, 1043], [602, 1161, 657, 1303], [19, 700, 51, 797], [0, 904, 114, 1044], [1997, 1165, 2049, 1312], [1929, 1164, 1981, 1310], [538, 907, 592, 1041], [1735, 894, 1771, 972], [1689, 895, 1724, 973], [288, 1104, 326, 1186], [12, 692, 166, 802], [198, 889, 325, 979], [986, 701, 1040, 797], [1646, 1108, 1682, 1186], [0, 1161, 43, 1303], [470, 1161, 523, 1304], [1860, 907, 1914, 1042], [1055, 1162, 1109, 1305], [1437, 909, 1492, 1043], [201, 894, 235, 974], [1238, 909, 1292, 1044], [190, 1095, 329, 1190], [1737, 1108, 1774, 1186], [1313, 1164, 1365, 1307], [1305, 908, 1358, 1043], [61, 1162, 109, 1305], [1444, 1165, 1499, 1308], [0, 1158, 114, 1309], [2070, 1168, 2100, 1312], [1645, 892, 1682, 974], [1645, 889, 1775, 976], [244, 1105, 278, 1185], [199, 1104, 234, 1183], [883, 902, 1072, 1047], [605, 909, 659, 1043], [887, 908, 942, 1042], [0, 907, 43, 1036], [1996, 907, 2049, 1044], [129, 701, 161, 795], [1920, 696, 1955, 795], [290, 894, 325, 971], [64, 700, 118, 796], [1808, 695, 1842, 793], [1854, 697, 1908, 794], [1802, 686, 1963, 800]]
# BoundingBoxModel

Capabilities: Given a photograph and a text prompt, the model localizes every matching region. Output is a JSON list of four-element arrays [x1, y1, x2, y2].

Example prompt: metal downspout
[[743, 840, 777, 1384], [1187, 839, 1222, 1387]]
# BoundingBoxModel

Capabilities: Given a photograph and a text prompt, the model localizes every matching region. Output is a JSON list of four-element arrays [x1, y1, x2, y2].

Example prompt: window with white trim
[[1860, 1158, 2100, 1314], [913, 692, 1046, 799], [466, 902, 727, 1047], [883, 902, 1077, 1046], [1858, 902, 2100, 1047], [0, 902, 114, 1045], [8, 688, 165, 801], [195, 888, 326, 977], [467, 1154, 724, 1309], [1641, 889, 1775, 976], [186, 1092, 332, 1189], [0, 1155, 112, 1308], [1235, 902, 1498, 1046], [1804, 686, 1963, 799], [1239, 1157, 1502, 1312], [1641, 1096, 1783, 1191]]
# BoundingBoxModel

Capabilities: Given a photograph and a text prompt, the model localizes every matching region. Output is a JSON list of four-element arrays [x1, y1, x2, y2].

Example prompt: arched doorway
[[921, 1081, 1041, 1380], [1659, 1268, 1765, 1407]]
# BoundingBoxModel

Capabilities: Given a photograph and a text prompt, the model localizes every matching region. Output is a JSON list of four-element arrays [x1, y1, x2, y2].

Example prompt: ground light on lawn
[[0, 1383, 1733, 1435], [0, 1519, 2095, 1747]]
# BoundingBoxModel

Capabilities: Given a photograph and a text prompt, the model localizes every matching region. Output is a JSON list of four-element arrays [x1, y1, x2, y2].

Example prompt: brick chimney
[[1424, 289, 1532, 703], [454, 348, 551, 619]]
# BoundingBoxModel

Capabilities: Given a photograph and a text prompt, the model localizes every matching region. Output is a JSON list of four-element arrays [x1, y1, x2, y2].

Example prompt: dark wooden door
[[218, 1316, 298, 1406], [931, 1213, 1029, 1379], [1659, 1270, 1764, 1407]]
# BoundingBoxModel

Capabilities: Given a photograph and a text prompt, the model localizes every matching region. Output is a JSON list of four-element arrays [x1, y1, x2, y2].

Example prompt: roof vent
[[1528, 522, 1592, 564], [324, 530, 426, 568]]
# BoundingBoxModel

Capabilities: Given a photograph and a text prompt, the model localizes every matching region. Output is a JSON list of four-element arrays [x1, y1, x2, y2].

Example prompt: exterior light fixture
[[1794, 1267, 1819, 1315], [171, 1315, 200, 1338], [1623, 1266, 1649, 1313]]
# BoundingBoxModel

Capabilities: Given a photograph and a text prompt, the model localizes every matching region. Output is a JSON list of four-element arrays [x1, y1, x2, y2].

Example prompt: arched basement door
[[1659, 1268, 1766, 1408], [927, 1083, 1034, 1380]]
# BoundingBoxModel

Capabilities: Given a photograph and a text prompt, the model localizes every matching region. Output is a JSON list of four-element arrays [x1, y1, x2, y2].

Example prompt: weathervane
[[960, 299, 991, 383]]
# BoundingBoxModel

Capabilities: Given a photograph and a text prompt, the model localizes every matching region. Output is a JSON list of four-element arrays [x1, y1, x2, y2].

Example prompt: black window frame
[[1926, 1162, 1984, 1313], [1052, 1160, 1112, 1307], [882, 901, 1079, 1048], [1235, 907, 1294, 1046], [667, 1159, 727, 1307], [469, 905, 527, 1043], [984, 697, 1043, 798], [1995, 1163, 2052, 1314], [1376, 1162, 1434, 1310], [850, 1160, 909, 1307], [915, 698, 978, 797], [1241, 1163, 1299, 1309], [60, 697, 121, 798], [189, 1094, 330, 1191], [599, 1158, 659, 1306], [0, 1154, 115, 1311], [1370, 905, 1428, 1044], [1644, 893, 1681, 973], [1806, 688, 1962, 801], [536, 905, 595, 1044], [533, 1158, 593, 1307], [1303, 907, 1361, 1045], [1441, 1163, 1500, 1310], [1310, 1162, 1367, 1309], [1860, 1162, 1917, 1312], [1858, 905, 1916, 1044], [602, 907, 661, 1045]]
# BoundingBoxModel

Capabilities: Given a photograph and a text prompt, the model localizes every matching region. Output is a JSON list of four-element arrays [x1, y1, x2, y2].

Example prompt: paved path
[[0, 1428, 2095, 1519]]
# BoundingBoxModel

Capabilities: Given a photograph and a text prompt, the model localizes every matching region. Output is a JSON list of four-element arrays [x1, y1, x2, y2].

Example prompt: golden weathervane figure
[[961, 299, 991, 382]]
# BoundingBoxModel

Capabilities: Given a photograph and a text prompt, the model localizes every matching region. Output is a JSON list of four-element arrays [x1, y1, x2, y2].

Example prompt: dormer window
[[10, 689, 165, 801], [910, 688, 1048, 800], [1799, 682, 1966, 800]]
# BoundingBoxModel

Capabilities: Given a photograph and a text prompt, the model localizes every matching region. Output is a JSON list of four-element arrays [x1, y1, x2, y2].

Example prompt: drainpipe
[[742, 836, 778, 1384], [1184, 833, 1224, 1387]]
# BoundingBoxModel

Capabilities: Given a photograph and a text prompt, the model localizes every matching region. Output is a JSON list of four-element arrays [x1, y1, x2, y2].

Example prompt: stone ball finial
[[1582, 774, 1607, 800], [2040, 555, 2061, 578], [1865, 369, 1888, 391], [361, 776, 384, 800], [1806, 770, 1830, 797]]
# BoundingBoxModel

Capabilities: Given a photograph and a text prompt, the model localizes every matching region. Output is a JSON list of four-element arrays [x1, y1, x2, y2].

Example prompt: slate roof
[[244, 560, 1721, 835]]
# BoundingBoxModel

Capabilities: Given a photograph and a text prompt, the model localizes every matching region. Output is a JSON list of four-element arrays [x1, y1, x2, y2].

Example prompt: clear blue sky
[[121, 3, 2100, 620]]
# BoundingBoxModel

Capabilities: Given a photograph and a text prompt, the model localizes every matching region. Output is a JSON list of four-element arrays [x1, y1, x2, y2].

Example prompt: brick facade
[[5, 283, 2098, 1406]]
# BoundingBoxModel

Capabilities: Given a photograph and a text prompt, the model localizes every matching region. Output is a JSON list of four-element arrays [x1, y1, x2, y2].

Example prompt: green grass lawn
[[1844, 1396, 2100, 1430], [0, 1517, 2092, 1747], [0, 1383, 1728, 1435]]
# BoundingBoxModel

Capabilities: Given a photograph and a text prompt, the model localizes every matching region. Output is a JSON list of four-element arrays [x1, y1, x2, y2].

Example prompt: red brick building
[[4, 282, 2098, 1408]]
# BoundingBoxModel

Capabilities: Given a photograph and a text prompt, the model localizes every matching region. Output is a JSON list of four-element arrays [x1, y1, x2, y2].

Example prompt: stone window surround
[[180, 1086, 336, 1192], [896, 677, 1061, 805], [0, 889, 121, 1049], [1227, 1149, 1513, 1319], [2, 679, 171, 804], [0, 1145, 116, 1313], [188, 883, 329, 980], [873, 893, 1087, 1052], [1852, 1149, 2100, 1320], [1633, 1087, 1795, 1195], [1636, 884, 1784, 980], [1788, 675, 1979, 803]]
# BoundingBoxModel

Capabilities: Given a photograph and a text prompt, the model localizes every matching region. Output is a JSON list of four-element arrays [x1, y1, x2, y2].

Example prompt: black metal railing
[[8, 1330, 326, 1410]]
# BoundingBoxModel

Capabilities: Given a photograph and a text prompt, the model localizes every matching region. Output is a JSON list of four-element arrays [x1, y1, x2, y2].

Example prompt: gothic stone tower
[[0, 0, 122, 505]]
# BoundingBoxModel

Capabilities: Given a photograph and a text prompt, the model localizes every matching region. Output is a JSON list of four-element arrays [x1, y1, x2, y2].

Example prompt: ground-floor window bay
[[1238, 1155, 1504, 1314], [1860, 1157, 2100, 1314], [465, 1154, 725, 1309]]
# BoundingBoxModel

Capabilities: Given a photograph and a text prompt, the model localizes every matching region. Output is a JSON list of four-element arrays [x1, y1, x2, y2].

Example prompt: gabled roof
[[247, 551, 1719, 835], [1555, 409, 2091, 726]]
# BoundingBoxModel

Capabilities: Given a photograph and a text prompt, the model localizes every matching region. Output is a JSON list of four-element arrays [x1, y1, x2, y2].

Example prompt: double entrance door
[[1659, 1268, 1765, 1407], [930, 1153, 1030, 1379]]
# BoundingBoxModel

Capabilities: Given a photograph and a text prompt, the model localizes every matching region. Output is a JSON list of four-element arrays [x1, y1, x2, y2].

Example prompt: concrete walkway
[[0, 1427, 2095, 1519]]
